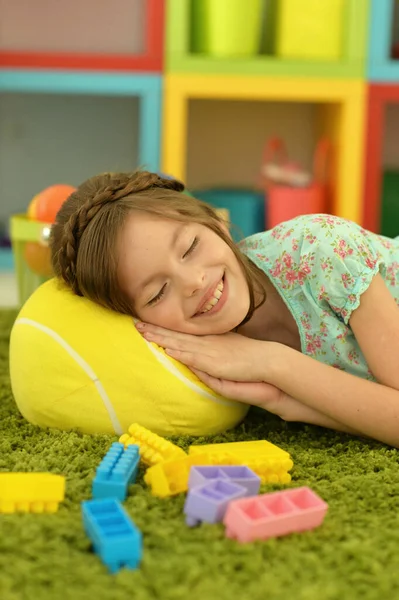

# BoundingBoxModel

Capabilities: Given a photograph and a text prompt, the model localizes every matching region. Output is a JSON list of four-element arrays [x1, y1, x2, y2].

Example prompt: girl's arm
[[266, 274, 399, 447], [136, 275, 399, 446]]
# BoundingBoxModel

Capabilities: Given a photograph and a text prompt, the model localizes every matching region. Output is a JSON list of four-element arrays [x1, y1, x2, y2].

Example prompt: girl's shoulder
[[239, 213, 399, 262]]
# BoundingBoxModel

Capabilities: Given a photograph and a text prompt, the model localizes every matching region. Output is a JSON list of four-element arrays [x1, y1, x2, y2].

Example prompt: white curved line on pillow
[[142, 337, 239, 407], [15, 318, 123, 436]]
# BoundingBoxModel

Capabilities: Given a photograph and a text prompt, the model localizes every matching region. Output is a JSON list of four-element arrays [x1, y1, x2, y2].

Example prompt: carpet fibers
[[1, 309, 399, 600]]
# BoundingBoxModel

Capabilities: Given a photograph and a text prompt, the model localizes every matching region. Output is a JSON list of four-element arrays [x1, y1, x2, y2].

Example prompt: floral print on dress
[[239, 214, 399, 383]]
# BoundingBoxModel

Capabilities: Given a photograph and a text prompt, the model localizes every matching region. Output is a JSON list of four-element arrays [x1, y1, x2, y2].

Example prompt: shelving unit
[[3, 0, 399, 299], [166, 0, 369, 78]]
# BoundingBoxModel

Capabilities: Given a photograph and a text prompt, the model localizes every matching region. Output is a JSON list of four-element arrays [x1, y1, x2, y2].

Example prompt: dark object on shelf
[[381, 171, 399, 239]]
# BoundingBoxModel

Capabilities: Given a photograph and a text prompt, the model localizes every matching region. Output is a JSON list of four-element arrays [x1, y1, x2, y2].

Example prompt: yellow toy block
[[0, 473, 65, 514], [119, 423, 187, 467], [189, 441, 293, 484], [144, 454, 211, 498]]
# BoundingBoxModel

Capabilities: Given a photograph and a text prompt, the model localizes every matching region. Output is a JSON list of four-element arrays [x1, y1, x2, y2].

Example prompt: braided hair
[[51, 171, 184, 297]]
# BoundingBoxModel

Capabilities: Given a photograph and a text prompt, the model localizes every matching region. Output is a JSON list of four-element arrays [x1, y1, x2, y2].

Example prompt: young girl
[[50, 170, 399, 447]]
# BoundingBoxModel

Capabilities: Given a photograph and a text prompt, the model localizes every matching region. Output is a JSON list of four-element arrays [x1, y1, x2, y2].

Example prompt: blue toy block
[[188, 465, 261, 496], [82, 499, 142, 574], [193, 188, 265, 241], [92, 442, 140, 501], [184, 479, 247, 527]]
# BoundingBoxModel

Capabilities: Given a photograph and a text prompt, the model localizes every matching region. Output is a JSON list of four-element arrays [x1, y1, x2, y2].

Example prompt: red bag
[[261, 137, 331, 229]]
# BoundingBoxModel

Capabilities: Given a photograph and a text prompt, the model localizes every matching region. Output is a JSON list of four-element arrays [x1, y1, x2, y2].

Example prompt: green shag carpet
[[1, 310, 399, 600]]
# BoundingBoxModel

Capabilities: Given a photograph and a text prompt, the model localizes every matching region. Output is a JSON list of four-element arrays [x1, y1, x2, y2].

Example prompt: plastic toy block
[[0, 473, 65, 514], [82, 499, 142, 574], [119, 423, 187, 467], [184, 479, 247, 527], [223, 487, 328, 543], [92, 442, 140, 501], [188, 465, 261, 496], [189, 441, 294, 484], [144, 453, 211, 498]]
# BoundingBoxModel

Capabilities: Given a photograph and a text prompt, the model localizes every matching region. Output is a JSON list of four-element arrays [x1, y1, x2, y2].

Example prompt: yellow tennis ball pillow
[[9, 279, 248, 437]]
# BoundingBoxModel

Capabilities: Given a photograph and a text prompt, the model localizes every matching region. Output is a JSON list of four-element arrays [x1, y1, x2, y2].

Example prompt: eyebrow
[[139, 223, 186, 293]]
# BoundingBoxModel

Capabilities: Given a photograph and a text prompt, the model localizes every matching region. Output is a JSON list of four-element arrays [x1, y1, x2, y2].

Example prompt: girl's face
[[117, 211, 250, 334]]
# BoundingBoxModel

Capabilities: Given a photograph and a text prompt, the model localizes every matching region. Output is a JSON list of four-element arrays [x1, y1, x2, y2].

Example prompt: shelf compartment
[[166, 0, 369, 78], [0, 0, 164, 72], [162, 74, 366, 224], [363, 83, 399, 232], [368, 0, 399, 82]]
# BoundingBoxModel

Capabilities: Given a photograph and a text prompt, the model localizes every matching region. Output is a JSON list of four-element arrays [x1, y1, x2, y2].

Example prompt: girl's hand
[[136, 323, 268, 382]]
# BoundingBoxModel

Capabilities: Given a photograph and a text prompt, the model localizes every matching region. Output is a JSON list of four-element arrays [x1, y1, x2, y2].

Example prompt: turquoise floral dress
[[239, 214, 399, 382]]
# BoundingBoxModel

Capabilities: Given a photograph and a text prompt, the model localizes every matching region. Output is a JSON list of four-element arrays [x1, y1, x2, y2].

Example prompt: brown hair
[[50, 170, 266, 325]]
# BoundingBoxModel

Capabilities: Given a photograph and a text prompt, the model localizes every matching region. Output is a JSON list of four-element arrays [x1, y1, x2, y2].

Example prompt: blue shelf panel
[[0, 70, 162, 171], [368, 0, 399, 82]]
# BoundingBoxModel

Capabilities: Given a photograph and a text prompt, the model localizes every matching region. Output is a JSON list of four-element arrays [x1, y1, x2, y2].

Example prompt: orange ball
[[28, 184, 76, 223], [24, 242, 53, 277]]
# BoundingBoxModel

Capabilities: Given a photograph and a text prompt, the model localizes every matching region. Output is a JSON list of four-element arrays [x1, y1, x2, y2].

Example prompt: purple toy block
[[184, 478, 247, 527], [223, 486, 328, 543], [188, 465, 261, 496]]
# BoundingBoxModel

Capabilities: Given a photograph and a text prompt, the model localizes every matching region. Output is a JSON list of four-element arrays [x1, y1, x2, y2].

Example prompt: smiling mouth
[[194, 276, 225, 316]]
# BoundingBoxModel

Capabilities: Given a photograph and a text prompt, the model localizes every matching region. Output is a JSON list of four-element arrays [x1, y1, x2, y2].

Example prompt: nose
[[179, 266, 206, 298]]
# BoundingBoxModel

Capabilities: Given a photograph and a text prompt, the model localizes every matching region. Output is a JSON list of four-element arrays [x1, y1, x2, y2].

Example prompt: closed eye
[[183, 236, 199, 259], [147, 284, 167, 306]]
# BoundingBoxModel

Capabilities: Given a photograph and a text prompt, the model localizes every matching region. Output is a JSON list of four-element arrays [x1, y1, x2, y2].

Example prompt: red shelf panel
[[363, 84, 399, 233], [0, 0, 164, 72]]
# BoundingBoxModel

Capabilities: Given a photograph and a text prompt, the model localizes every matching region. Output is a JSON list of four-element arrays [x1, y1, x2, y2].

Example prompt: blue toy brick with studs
[[92, 442, 140, 501]]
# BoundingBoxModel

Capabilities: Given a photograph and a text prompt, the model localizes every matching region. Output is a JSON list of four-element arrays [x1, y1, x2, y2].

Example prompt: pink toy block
[[223, 486, 328, 543]]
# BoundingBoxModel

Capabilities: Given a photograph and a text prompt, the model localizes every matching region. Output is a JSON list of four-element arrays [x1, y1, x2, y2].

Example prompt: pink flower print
[[386, 263, 399, 286], [285, 269, 298, 284], [347, 293, 357, 306], [305, 233, 317, 244], [300, 314, 312, 331], [292, 239, 299, 251], [379, 238, 393, 249], [347, 349, 360, 365], [311, 215, 337, 226], [271, 227, 283, 239], [365, 256, 377, 270], [283, 253, 293, 268], [305, 333, 322, 356], [333, 239, 354, 260], [341, 272, 354, 289], [331, 305, 348, 321], [270, 261, 283, 278], [318, 286, 328, 301], [331, 363, 345, 371], [283, 228, 294, 240], [319, 322, 328, 335]]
